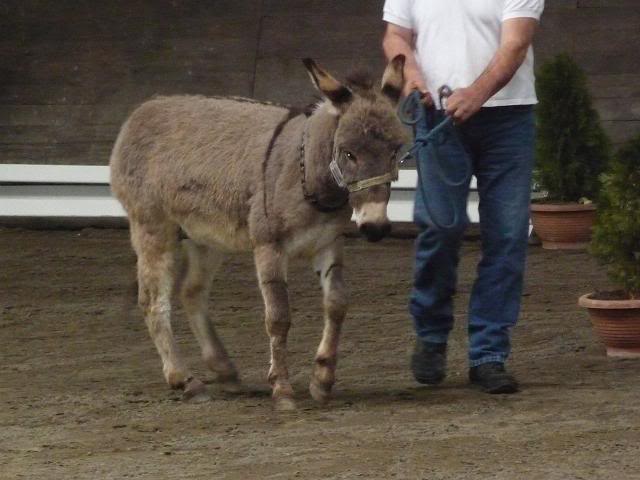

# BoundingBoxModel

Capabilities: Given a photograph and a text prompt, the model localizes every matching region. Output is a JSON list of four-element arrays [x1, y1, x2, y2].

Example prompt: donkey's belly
[[178, 211, 252, 252], [284, 221, 344, 258]]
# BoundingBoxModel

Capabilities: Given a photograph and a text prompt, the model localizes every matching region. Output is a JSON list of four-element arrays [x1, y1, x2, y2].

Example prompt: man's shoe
[[469, 362, 519, 394], [411, 340, 447, 385]]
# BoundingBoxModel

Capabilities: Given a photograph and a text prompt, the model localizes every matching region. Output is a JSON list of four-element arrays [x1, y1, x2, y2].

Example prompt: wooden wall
[[2, 0, 639, 166]]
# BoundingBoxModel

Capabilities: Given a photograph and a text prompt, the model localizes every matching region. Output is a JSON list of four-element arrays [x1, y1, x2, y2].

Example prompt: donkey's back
[[110, 95, 289, 237]]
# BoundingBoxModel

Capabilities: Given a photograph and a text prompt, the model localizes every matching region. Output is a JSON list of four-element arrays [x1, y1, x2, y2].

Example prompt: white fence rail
[[0, 164, 480, 223]]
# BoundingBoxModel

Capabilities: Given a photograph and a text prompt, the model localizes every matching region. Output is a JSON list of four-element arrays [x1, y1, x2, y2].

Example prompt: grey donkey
[[110, 55, 410, 410]]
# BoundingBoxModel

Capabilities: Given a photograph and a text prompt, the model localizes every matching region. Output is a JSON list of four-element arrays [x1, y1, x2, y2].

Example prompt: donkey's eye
[[343, 151, 357, 162]]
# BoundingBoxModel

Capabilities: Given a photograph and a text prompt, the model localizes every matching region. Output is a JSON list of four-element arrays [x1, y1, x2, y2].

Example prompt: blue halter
[[398, 89, 472, 231]]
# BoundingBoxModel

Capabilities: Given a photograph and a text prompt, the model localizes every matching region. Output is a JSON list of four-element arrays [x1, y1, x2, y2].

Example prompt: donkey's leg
[[130, 221, 206, 400], [179, 239, 239, 386], [254, 245, 295, 410], [310, 237, 348, 404]]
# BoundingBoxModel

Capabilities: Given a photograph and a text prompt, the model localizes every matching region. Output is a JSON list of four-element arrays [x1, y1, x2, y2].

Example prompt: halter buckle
[[329, 157, 347, 189]]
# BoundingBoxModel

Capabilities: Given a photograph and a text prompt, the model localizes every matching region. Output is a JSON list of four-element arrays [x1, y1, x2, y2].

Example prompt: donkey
[[110, 55, 410, 410]]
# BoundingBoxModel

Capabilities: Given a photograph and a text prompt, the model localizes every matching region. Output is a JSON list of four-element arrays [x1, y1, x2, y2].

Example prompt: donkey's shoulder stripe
[[264, 108, 307, 167], [262, 107, 309, 223]]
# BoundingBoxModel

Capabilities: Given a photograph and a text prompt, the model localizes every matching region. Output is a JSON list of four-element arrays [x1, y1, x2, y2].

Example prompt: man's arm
[[382, 23, 432, 104], [446, 18, 538, 122]]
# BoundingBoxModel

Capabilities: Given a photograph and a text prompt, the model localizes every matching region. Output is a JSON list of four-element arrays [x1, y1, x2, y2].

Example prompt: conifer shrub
[[590, 134, 640, 298], [535, 54, 610, 202]]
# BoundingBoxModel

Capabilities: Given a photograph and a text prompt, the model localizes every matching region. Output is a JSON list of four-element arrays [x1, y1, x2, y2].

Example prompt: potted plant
[[579, 134, 640, 358], [531, 54, 611, 249]]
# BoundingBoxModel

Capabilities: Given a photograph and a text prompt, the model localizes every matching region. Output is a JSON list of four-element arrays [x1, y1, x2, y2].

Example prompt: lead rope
[[398, 88, 472, 231]]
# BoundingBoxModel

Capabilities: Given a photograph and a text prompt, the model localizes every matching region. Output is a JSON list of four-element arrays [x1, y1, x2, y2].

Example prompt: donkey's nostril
[[359, 222, 392, 242]]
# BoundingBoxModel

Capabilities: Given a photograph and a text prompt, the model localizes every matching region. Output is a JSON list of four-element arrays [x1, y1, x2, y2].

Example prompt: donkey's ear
[[381, 54, 406, 104], [303, 58, 353, 109]]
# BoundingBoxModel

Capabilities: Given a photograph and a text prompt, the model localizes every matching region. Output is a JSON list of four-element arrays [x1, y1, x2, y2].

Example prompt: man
[[382, 0, 544, 393]]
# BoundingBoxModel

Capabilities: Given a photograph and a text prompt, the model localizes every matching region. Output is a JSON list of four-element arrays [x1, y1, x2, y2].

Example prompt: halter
[[298, 121, 349, 212], [299, 119, 400, 211], [329, 151, 399, 193]]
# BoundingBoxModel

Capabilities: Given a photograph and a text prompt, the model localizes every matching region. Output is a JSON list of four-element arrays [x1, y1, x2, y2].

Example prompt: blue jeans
[[409, 105, 535, 367]]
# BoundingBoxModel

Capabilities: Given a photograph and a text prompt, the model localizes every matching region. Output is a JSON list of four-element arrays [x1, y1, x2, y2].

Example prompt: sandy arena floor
[[1, 228, 639, 479]]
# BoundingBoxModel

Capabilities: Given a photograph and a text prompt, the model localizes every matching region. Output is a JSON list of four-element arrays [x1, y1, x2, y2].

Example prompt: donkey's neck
[[302, 103, 349, 210]]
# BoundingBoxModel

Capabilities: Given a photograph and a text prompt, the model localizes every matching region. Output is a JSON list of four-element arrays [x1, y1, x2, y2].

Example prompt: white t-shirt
[[383, 0, 545, 107]]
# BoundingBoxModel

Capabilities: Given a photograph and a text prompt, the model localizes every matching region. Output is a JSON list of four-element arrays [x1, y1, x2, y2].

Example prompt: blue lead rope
[[398, 90, 472, 231]]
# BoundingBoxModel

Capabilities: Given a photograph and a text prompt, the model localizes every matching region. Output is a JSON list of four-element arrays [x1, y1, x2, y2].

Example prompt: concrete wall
[[2, 0, 639, 166]]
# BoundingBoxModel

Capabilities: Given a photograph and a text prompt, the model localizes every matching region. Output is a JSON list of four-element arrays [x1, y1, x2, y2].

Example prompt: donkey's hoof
[[166, 369, 190, 390], [182, 378, 210, 403], [216, 370, 240, 384], [219, 380, 243, 395], [274, 396, 297, 411], [210, 377, 244, 395], [205, 356, 239, 382], [309, 381, 332, 404]]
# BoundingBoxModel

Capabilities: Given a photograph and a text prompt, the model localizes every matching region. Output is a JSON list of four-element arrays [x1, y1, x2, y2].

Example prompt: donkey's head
[[303, 55, 410, 242]]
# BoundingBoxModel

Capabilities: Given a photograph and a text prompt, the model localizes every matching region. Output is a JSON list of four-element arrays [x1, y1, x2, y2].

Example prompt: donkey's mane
[[217, 95, 317, 118], [211, 95, 291, 109]]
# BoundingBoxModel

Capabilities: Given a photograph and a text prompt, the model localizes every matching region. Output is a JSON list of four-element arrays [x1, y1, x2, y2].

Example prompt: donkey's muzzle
[[359, 222, 391, 242]]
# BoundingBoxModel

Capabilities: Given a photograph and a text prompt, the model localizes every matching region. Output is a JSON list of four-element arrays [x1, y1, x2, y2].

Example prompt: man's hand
[[405, 74, 434, 107], [445, 86, 487, 123], [447, 17, 538, 123]]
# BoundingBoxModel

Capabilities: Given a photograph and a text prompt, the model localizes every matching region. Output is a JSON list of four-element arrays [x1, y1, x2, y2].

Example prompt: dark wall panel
[[1, 1, 639, 166], [1, 1, 261, 165], [254, 13, 386, 104]]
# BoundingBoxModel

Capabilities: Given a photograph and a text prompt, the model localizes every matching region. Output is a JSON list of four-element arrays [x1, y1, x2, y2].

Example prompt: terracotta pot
[[530, 203, 597, 250], [579, 293, 640, 358]]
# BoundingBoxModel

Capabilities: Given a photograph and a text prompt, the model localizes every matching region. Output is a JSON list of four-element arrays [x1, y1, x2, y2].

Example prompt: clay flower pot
[[530, 203, 597, 250], [579, 293, 640, 358]]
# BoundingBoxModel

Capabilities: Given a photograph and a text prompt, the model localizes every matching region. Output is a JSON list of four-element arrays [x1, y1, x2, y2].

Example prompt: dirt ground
[[1, 228, 639, 480]]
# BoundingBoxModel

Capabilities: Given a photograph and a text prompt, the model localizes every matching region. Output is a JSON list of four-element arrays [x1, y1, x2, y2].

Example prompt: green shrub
[[590, 135, 640, 298], [535, 54, 610, 202]]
